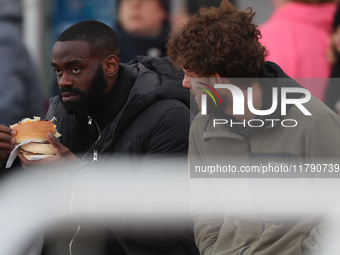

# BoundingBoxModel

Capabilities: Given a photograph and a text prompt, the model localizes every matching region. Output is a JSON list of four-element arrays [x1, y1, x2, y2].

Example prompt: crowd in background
[[2, 0, 340, 126], [0, 0, 45, 126]]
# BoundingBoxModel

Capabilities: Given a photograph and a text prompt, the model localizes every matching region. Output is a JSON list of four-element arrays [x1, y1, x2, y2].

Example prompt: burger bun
[[12, 120, 57, 143], [22, 154, 56, 160], [10, 117, 61, 161], [20, 143, 58, 156]]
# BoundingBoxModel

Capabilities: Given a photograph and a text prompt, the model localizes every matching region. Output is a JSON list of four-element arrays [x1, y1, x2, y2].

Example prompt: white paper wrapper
[[6, 140, 48, 168]]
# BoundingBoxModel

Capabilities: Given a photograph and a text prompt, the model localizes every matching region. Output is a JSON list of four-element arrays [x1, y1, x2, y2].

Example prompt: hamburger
[[10, 117, 61, 160]]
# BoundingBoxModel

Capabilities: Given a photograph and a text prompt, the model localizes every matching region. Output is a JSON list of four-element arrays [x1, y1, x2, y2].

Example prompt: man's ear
[[103, 55, 120, 77], [207, 73, 222, 85]]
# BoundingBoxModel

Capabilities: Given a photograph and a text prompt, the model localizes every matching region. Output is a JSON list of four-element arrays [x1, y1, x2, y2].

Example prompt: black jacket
[[46, 56, 192, 161], [43, 56, 198, 255]]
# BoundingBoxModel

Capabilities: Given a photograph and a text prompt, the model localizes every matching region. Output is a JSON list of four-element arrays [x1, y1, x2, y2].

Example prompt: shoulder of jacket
[[289, 96, 332, 116], [139, 98, 190, 119], [287, 96, 340, 127]]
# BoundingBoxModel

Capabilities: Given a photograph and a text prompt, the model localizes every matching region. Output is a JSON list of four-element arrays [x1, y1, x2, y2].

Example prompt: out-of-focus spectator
[[259, 0, 338, 101], [170, 0, 237, 35], [114, 0, 170, 63], [0, 0, 44, 126], [185, 0, 228, 15], [170, 0, 191, 34], [325, 3, 340, 114]]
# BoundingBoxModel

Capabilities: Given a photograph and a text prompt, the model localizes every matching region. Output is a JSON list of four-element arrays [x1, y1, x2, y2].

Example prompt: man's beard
[[59, 66, 108, 116]]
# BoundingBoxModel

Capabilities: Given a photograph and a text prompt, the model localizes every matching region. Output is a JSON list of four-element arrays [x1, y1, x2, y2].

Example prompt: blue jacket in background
[[0, 0, 45, 126]]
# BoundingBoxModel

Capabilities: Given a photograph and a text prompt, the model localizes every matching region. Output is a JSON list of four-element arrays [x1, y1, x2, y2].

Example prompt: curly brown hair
[[166, 0, 267, 78]]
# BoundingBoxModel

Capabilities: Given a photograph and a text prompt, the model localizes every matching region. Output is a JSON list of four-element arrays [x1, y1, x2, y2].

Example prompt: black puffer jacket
[[43, 56, 199, 255], [46, 56, 192, 162]]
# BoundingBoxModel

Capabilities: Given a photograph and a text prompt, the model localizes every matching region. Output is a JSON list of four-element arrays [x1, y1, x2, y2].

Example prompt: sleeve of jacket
[[145, 101, 192, 156]]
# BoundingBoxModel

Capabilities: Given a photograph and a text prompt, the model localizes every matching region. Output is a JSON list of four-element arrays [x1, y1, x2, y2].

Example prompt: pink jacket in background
[[259, 2, 337, 101]]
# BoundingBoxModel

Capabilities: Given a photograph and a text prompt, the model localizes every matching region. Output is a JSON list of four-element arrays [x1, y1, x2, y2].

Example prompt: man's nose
[[182, 74, 191, 89], [58, 73, 73, 88]]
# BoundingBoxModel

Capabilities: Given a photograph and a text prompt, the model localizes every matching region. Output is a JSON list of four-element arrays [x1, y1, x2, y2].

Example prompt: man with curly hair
[[167, 0, 340, 254]]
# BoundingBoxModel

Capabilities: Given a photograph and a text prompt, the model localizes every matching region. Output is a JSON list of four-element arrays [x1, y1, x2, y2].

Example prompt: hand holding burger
[[0, 125, 16, 162], [10, 117, 61, 160], [5, 116, 77, 169]]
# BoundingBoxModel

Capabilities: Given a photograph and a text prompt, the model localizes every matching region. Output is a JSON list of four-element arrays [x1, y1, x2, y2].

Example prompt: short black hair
[[57, 20, 120, 57]]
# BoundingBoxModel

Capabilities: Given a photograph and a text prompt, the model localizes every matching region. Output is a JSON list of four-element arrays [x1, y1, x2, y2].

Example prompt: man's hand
[[18, 132, 77, 169], [0, 125, 16, 161]]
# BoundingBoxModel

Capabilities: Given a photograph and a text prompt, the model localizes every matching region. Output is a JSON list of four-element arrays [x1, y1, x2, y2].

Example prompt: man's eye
[[72, 68, 80, 74], [54, 69, 62, 76]]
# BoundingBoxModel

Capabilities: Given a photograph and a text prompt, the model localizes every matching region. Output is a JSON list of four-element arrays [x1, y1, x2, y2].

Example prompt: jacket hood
[[223, 61, 303, 136], [0, 0, 22, 23], [128, 56, 189, 108], [260, 61, 303, 117], [269, 2, 336, 31]]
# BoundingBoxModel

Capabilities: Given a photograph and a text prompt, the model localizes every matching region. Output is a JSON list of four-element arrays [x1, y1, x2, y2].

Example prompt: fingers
[[0, 149, 12, 161], [0, 141, 15, 151], [0, 124, 15, 135], [47, 132, 63, 151], [18, 152, 59, 169], [18, 133, 77, 169], [19, 150, 76, 169], [0, 125, 16, 147], [18, 152, 29, 168]]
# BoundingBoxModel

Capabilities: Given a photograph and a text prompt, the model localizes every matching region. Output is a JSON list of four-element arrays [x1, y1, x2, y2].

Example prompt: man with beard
[[0, 19, 191, 166], [0, 20, 199, 255]]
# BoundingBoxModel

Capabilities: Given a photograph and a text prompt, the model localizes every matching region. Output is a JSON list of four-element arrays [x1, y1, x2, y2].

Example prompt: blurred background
[[19, 0, 273, 102]]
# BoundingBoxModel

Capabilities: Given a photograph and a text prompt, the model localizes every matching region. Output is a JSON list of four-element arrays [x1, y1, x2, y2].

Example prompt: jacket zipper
[[87, 116, 92, 126], [69, 116, 102, 254], [93, 150, 98, 163], [80, 116, 102, 162]]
